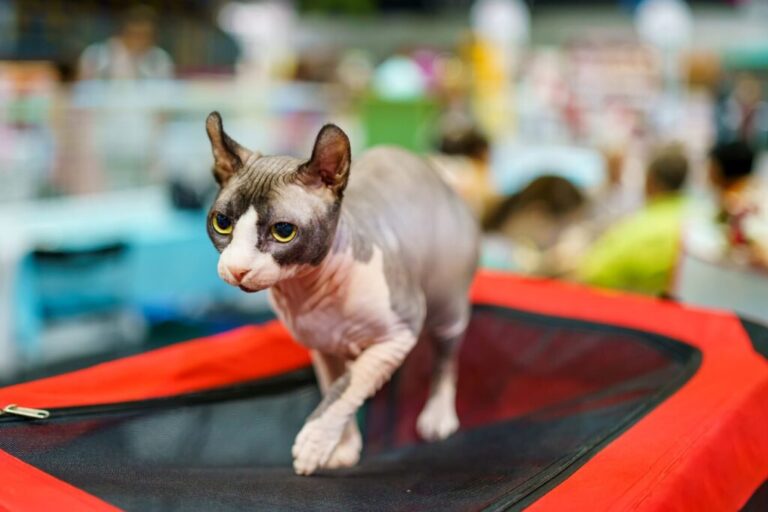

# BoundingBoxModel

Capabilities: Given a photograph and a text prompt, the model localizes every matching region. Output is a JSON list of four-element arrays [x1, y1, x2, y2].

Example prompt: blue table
[[0, 187, 264, 376]]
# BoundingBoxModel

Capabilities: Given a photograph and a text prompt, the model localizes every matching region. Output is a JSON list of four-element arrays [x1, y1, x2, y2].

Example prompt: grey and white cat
[[205, 112, 479, 475]]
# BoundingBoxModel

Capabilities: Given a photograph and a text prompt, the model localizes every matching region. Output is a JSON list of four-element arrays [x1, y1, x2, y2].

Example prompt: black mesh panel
[[0, 306, 700, 511]]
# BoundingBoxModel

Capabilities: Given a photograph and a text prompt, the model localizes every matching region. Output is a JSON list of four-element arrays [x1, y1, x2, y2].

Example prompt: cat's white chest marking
[[270, 245, 399, 358]]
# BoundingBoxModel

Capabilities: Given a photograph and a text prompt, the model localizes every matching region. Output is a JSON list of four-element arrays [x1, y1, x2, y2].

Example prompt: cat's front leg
[[292, 330, 417, 475], [310, 350, 362, 469]]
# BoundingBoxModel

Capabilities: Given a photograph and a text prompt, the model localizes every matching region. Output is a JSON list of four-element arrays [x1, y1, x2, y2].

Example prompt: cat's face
[[205, 113, 351, 292]]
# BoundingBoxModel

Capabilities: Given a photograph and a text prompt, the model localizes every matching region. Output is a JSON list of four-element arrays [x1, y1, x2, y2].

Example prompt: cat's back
[[345, 145, 460, 211], [343, 145, 479, 287], [349, 146, 428, 181]]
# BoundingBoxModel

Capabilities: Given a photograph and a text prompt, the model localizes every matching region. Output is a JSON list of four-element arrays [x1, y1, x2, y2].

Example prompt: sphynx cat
[[205, 112, 479, 475]]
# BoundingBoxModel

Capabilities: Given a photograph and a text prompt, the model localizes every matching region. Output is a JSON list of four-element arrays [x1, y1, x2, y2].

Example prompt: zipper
[[0, 367, 315, 424], [0, 404, 50, 420]]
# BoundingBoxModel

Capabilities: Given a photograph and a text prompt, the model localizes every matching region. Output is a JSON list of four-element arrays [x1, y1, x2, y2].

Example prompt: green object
[[722, 44, 768, 71], [577, 195, 686, 296], [360, 96, 438, 152], [297, 0, 375, 14]]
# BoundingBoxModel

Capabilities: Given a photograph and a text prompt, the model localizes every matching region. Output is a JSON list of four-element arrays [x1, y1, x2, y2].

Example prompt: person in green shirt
[[577, 145, 689, 296]]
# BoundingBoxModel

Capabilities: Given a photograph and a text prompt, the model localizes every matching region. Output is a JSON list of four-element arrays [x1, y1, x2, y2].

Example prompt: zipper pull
[[2, 404, 50, 420]]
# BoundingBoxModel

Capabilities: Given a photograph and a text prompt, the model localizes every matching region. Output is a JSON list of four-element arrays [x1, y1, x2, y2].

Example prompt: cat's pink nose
[[229, 267, 249, 283]]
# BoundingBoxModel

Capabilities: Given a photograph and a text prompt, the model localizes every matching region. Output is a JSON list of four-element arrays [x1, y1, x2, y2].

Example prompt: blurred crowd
[[473, 135, 767, 297], [3, 3, 767, 279]]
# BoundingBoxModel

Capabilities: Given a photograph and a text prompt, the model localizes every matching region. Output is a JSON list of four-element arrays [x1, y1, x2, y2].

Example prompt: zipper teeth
[[0, 368, 315, 423]]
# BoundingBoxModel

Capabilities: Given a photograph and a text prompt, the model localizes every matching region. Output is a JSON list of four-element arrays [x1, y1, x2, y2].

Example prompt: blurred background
[[1, 0, 767, 383]]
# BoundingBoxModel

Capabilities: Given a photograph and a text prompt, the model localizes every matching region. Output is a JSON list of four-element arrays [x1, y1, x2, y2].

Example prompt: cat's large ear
[[298, 124, 351, 195], [205, 112, 257, 185]]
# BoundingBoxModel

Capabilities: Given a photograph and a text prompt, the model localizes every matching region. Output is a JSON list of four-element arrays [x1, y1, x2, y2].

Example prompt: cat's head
[[205, 112, 351, 292]]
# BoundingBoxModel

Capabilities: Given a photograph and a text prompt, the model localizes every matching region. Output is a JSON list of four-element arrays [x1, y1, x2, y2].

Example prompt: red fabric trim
[[0, 322, 310, 510], [0, 450, 117, 512], [1, 271, 766, 511], [0, 321, 311, 409], [471, 271, 768, 512]]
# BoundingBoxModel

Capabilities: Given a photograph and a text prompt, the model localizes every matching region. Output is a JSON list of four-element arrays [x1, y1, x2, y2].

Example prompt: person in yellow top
[[577, 145, 689, 296]]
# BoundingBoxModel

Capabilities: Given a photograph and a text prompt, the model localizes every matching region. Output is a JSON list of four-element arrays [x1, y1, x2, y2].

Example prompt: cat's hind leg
[[416, 317, 467, 442]]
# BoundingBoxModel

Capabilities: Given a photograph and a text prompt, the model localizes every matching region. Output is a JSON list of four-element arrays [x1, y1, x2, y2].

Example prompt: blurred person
[[483, 175, 590, 276], [591, 140, 647, 232], [69, 5, 174, 193], [709, 139, 758, 212], [429, 119, 496, 220], [78, 5, 174, 81], [294, 48, 339, 83], [708, 140, 768, 267], [577, 144, 689, 296], [716, 73, 768, 149]]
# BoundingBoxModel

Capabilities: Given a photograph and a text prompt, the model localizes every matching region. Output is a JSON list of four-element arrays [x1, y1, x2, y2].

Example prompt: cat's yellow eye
[[212, 213, 233, 235], [271, 222, 297, 243]]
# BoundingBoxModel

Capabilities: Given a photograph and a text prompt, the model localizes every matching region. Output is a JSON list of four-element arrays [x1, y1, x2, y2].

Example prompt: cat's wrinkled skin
[[205, 112, 479, 475]]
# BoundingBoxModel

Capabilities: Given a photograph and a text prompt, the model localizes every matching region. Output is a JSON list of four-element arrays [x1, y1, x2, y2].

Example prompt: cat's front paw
[[325, 421, 362, 469], [292, 416, 346, 476]]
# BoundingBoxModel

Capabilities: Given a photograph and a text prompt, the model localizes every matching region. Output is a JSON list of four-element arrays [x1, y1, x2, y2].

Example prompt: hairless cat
[[205, 113, 479, 475]]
